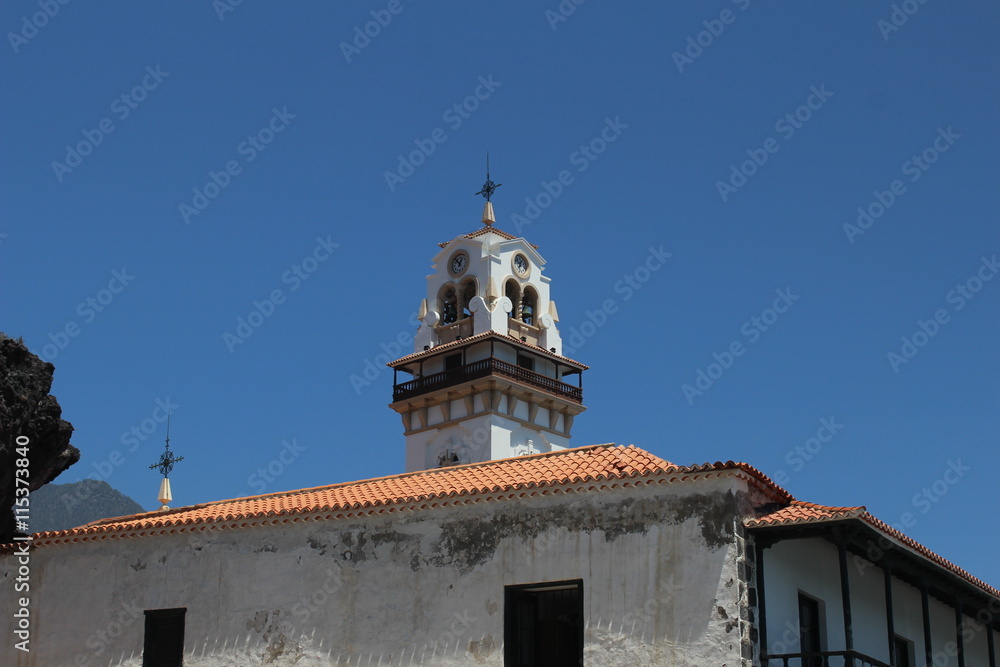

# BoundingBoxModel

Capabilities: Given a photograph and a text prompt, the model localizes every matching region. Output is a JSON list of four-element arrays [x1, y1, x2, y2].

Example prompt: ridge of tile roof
[[746, 500, 1000, 600], [9, 447, 995, 602], [15, 449, 790, 549], [387, 330, 589, 369], [22, 444, 676, 546], [438, 225, 538, 249]]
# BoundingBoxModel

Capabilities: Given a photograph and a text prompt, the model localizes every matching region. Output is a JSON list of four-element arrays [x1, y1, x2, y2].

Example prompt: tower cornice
[[387, 330, 588, 372]]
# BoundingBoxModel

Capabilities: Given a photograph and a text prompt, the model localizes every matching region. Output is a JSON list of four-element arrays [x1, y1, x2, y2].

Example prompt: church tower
[[389, 172, 587, 472]]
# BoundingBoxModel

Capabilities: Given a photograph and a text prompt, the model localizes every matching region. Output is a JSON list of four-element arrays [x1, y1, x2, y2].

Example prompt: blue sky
[[2, 3, 997, 583]]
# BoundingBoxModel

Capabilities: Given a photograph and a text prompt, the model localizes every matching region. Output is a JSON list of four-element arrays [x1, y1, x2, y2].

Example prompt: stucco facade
[[2, 459, 765, 666]]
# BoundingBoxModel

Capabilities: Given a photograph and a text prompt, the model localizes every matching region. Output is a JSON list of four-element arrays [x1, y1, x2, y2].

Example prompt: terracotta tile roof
[[10, 446, 996, 602], [25, 445, 672, 546], [746, 500, 865, 526], [388, 330, 589, 370], [438, 225, 538, 249], [747, 501, 1000, 599]]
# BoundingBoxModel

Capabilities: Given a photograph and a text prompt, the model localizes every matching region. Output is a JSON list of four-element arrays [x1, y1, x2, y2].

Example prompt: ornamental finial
[[149, 412, 183, 510], [474, 153, 501, 204]]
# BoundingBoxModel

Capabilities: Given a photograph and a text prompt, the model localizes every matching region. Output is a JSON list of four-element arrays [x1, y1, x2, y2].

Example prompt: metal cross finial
[[150, 412, 183, 478], [474, 153, 501, 202]]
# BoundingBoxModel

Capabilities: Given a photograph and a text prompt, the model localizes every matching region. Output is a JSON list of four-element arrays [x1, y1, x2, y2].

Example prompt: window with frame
[[893, 635, 913, 667], [505, 580, 583, 667], [445, 354, 463, 371], [517, 354, 534, 371], [143, 608, 186, 667]]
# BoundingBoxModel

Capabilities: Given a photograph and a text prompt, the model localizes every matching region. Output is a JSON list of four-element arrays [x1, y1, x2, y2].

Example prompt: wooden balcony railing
[[392, 357, 582, 403], [765, 650, 892, 667]]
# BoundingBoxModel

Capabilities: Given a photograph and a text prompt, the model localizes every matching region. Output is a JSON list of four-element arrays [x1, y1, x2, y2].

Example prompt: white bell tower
[[388, 173, 587, 472]]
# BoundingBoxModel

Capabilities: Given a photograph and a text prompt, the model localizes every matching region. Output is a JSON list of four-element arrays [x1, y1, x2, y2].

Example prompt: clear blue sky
[[2, 3, 997, 584]]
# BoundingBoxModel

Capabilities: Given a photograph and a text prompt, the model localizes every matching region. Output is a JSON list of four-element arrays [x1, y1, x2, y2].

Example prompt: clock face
[[513, 254, 529, 276], [450, 252, 468, 275]]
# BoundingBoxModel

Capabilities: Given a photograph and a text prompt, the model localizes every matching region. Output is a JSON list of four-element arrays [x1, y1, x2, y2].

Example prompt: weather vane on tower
[[474, 153, 501, 202], [149, 411, 183, 510], [474, 153, 501, 227]]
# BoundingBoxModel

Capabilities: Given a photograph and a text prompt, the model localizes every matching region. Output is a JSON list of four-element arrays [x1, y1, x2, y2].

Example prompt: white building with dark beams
[[2, 196, 997, 667], [748, 502, 1000, 667]]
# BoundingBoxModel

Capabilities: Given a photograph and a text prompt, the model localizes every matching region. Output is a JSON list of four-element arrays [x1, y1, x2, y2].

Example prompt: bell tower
[[389, 170, 587, 472]]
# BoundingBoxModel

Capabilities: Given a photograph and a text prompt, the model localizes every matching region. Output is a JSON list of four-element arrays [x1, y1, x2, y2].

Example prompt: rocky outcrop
[[0, 333, 79, 541]]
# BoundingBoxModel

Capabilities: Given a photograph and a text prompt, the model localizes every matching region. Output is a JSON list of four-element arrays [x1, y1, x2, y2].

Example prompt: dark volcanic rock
[[0, 333, 79, 541]]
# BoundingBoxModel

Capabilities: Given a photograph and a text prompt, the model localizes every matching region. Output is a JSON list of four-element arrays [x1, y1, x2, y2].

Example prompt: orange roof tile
[[746, 501, 1000, 599], [746, 500, 865, 526], [10, 445, 997, 602], [388, 331, 589, 369], [26, 445, 672, 545]]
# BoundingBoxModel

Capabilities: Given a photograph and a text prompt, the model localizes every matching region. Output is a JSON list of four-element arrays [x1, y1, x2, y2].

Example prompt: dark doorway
[[798, 593, 822, 667], [143, 608, 186, 667], [505, 580, 583, 667]]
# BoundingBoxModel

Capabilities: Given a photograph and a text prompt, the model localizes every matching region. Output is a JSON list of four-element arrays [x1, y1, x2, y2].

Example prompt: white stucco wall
[[891, 575, 928, 662], [403, 411, 569, 472], [2, 475, 757, 667], [761, 538, 1000, 667], [761, 538, 846, 656]]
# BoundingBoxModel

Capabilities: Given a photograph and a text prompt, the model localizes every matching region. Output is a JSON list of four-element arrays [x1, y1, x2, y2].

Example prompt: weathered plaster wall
[[2, 475, 756, 666]]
